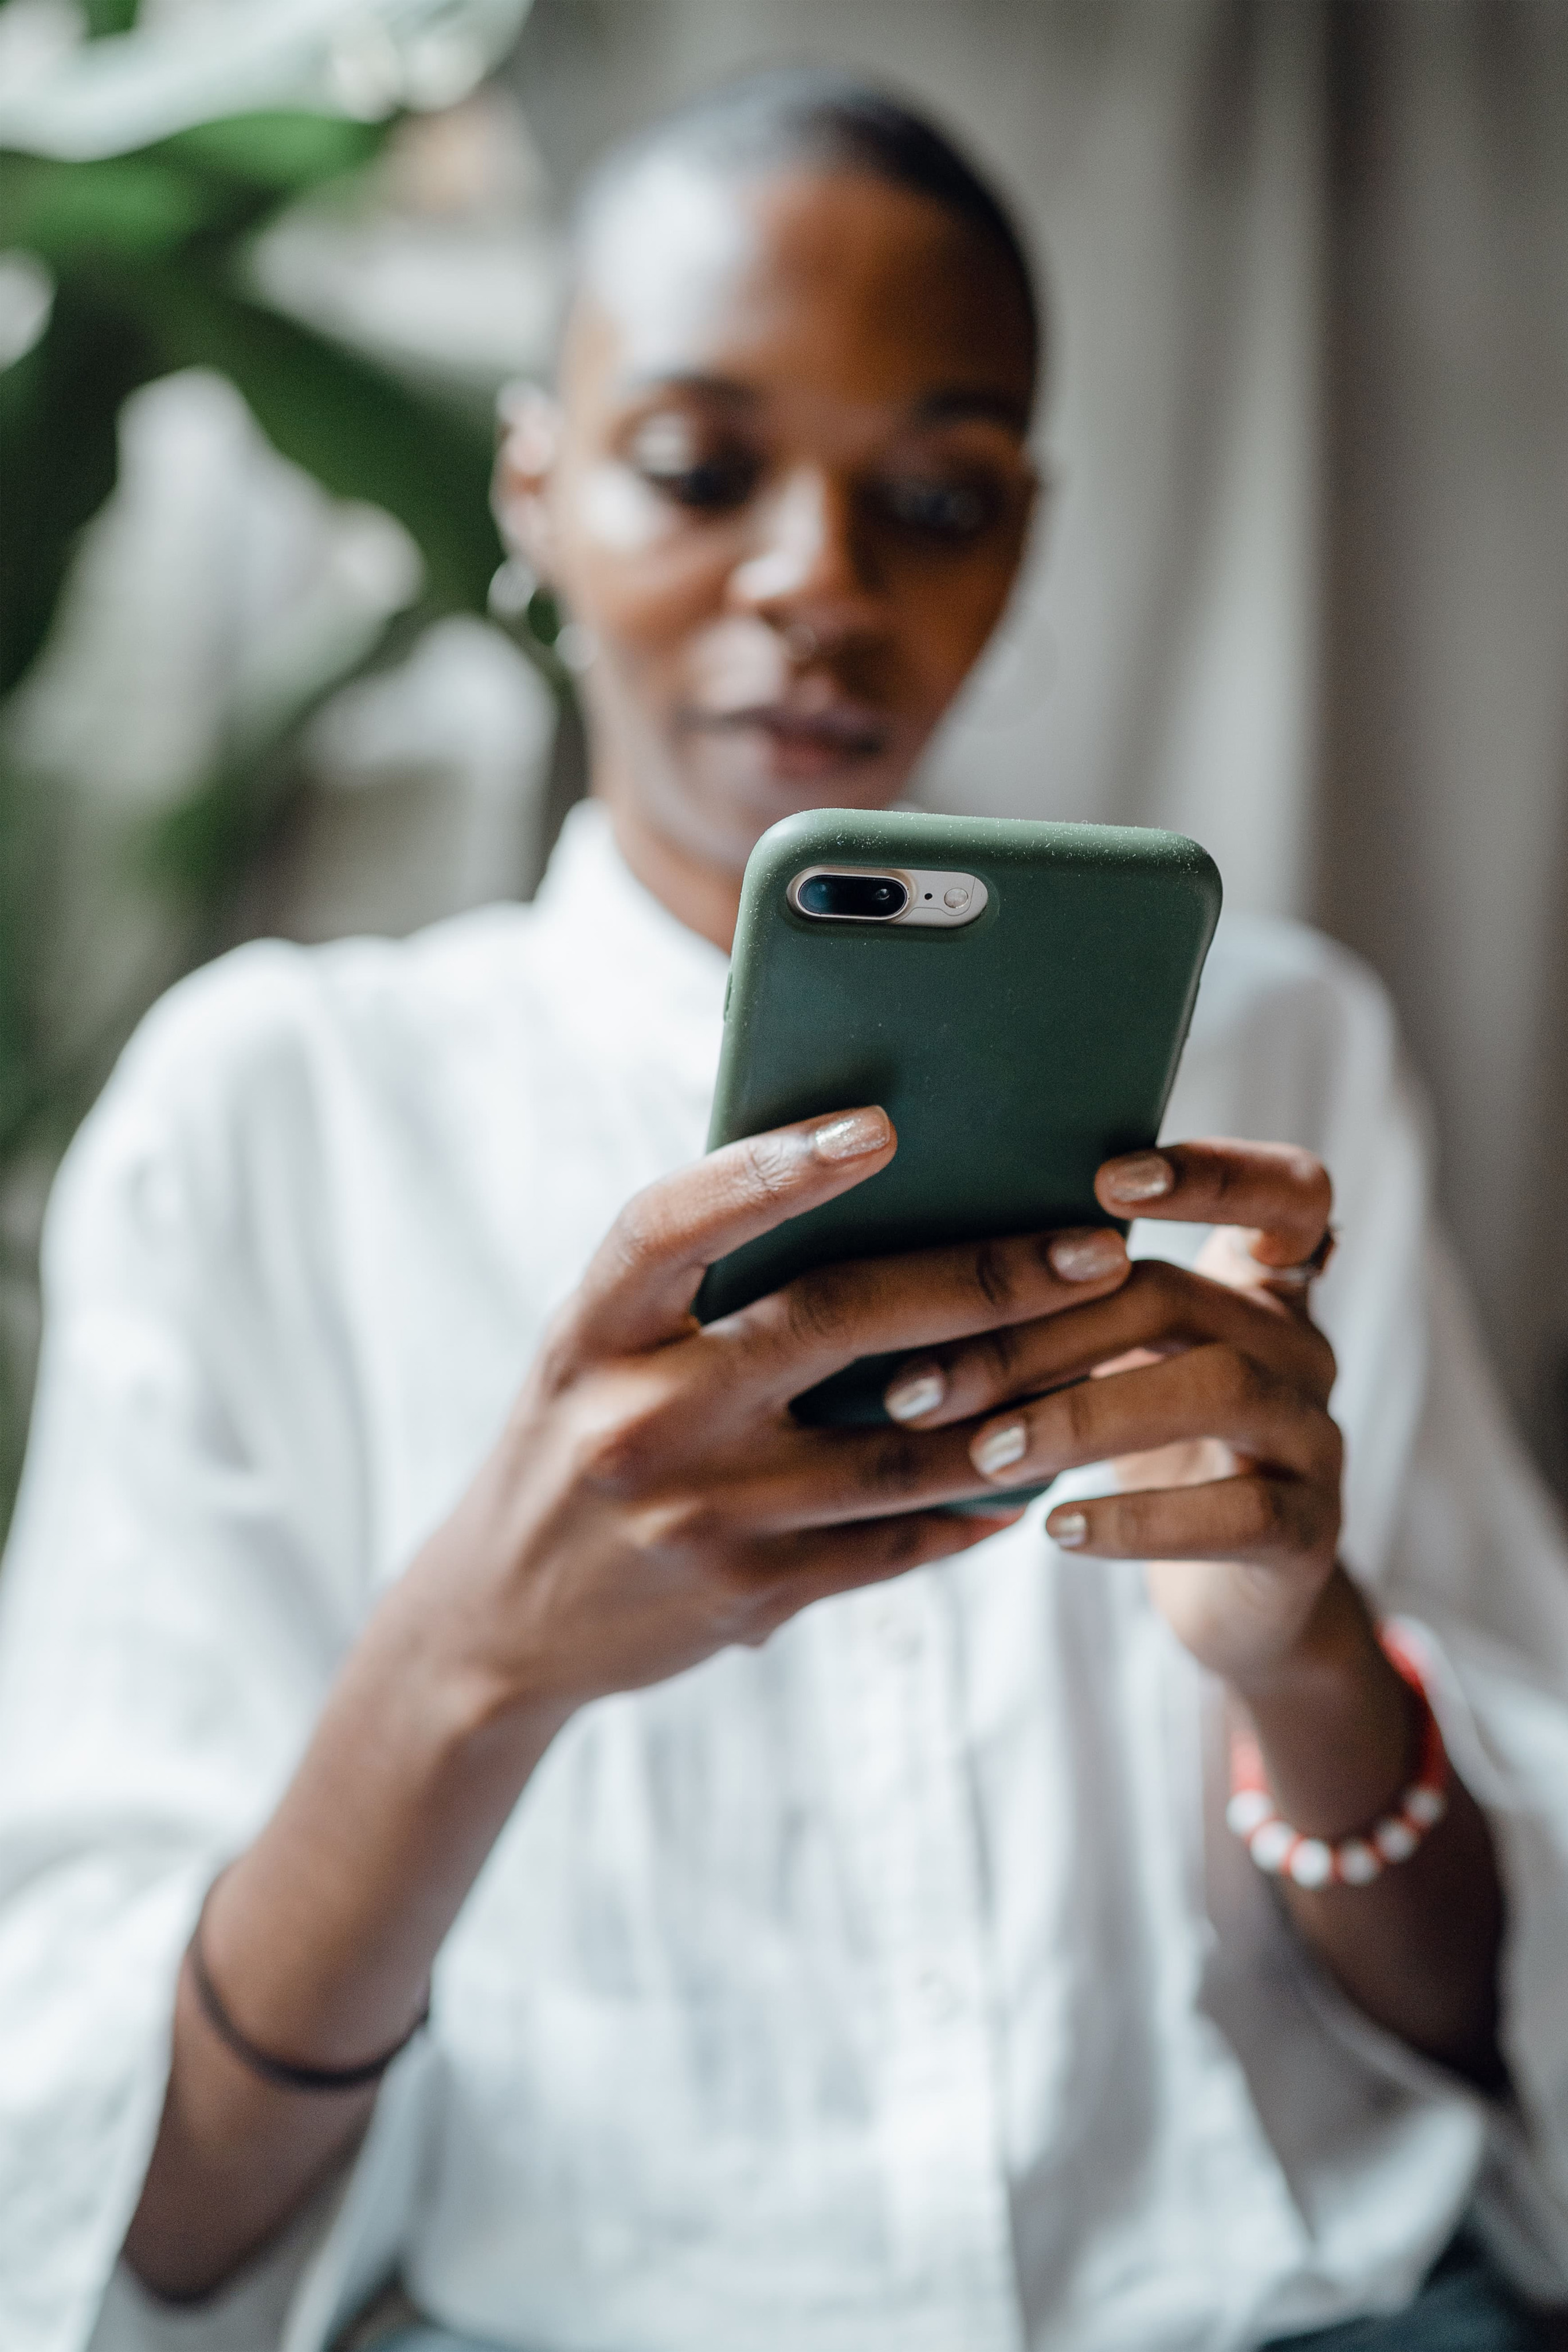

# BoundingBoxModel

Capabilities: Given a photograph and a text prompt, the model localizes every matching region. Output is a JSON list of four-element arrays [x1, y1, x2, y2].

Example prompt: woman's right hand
[[126, 1102, 1128, 2301], [402, 1103, 1131, 1732]]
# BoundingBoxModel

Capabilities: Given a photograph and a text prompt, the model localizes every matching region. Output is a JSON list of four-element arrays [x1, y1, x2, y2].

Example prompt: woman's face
[[497, 160, 1038, 881]]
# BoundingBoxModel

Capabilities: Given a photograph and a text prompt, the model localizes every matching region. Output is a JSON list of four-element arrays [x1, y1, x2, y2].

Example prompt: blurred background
[[2, 0, 1566, 1535]]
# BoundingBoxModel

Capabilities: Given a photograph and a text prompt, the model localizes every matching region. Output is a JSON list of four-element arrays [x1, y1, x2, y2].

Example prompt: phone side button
[[722, 969, 732, 1019]]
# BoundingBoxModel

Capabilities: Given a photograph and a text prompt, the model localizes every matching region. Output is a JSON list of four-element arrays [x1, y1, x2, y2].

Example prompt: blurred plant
[[0, 0, 556, 1530]]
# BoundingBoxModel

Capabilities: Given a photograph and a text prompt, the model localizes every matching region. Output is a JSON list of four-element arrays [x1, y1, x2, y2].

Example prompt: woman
[[2, 71, 1567, 2352]]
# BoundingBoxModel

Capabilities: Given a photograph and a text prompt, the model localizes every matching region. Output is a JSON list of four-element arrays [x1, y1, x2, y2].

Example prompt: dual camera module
[[787, 866, 986, 928], [795, 872, 910, 919]]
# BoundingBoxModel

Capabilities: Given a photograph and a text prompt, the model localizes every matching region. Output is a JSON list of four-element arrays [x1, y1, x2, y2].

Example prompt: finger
[[562, 1109, 896, 1361], [1043, 1473, 1339, 1566], [1195, 1221, 1336, 1323], [881, 1259, 1337, 1428], [712, 1223, 1130, 1403], [726, 1416, 1013, 1532], [967, 1344, 1343, 1492], [755, 1503, 1028, 1622], [1095, 1139, 1332, 1269]]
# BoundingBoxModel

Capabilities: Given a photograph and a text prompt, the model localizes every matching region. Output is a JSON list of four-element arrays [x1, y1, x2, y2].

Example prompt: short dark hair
[[574, 68, 1041, 393]]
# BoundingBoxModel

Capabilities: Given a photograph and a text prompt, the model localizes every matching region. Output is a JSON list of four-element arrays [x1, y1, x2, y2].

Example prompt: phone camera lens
[[795, 872, 910, 920]]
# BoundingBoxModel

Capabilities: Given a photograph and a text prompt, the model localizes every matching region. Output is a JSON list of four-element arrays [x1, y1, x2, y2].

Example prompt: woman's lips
[[691, 700, 891, 774]]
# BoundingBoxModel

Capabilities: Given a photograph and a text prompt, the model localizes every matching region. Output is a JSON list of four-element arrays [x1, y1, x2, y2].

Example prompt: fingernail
[[1101, 1152, 1173, 1204], [973, 1421, 1028, 1478], [1049, 1510, 1089, 1549], [1049, 1229, 1127, 1282], [813, 1108, 891, 1162], [885, 1365, 946, 1422]]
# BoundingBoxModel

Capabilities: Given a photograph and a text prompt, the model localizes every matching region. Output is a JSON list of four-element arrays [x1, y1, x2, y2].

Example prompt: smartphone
[[697, 807, 1221, 1455]]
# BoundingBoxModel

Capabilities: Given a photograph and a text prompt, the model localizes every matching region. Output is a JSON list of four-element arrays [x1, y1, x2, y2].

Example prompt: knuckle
[[1256, 1477, 1295, 1539], [653, 1491, 730, 1551], [1213, 1345, 1271, 1416], [979, 1320, 1027, 1394], [735, 1130, 800, 1209], [534, 1307, 582, 1397], [783, 1263, 859, 1351], [1303, 1324, 1339, 1398], [1126, 1257, 1184, 1323], [877, 1511, 932, 1572], [566, 1381, 668, 1495], [606, 1189, 667, 1283], [1227, 1476, 1286, 1547], [715, 1558, 785, 1645], [971, 1238, 1023, 1315], [1285, 1145, 1332, 1206], [1057, 1381, 1097, 1453], [1314, 1411, 1346, 1487], [865, 1426, 926, 1500]]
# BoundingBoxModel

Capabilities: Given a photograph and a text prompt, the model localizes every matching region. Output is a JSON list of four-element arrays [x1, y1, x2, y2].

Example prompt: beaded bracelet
[[1226, 1625, 1449, 1890]]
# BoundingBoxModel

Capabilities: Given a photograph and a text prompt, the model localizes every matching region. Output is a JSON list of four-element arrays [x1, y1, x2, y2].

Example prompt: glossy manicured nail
[[885, 1365, 946, 1422], [1049, 1510, 1089, 1549], [973, 1421, 1028, 1478], [1101, 1151, 1173, 1204], [813, 1108, 891, 1162], [1049, 1229, 1127, 1282]]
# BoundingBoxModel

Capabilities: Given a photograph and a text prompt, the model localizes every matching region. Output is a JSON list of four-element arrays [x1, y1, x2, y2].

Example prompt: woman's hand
[[879, 1136, 1343, 1694], [877, 1133, 1505, 2086], [126, 1101, 1137, 2303], [409, 1101, 1132, 1730]]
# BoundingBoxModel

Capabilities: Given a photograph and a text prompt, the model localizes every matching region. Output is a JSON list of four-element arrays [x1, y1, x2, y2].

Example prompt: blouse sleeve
[[1373, 1234, 1568, 2298], [0, 950, 402, 2352], [1178, 920, 1568, 2295], [1236, 925, 1568, 2298]]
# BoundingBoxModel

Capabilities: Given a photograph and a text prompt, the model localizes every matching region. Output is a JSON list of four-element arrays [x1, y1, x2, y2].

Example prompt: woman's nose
[[727, 468, 880, 631]]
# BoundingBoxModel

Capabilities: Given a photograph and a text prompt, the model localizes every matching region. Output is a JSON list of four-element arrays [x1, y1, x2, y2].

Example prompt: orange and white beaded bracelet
[[1226, 1626, 1449, 1891]]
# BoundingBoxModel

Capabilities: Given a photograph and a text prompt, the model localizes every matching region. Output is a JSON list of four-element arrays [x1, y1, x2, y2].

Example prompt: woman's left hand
[[884, 1137, 1343, 1694], [884, 1136, 1511, 2088]]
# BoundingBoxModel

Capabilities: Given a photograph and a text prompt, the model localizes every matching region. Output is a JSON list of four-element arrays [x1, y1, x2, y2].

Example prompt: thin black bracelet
[[189, 1899, 430, 2095]]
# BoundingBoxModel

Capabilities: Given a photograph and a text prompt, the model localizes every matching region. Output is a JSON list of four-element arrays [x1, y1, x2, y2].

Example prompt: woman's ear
[[492, 381, 563, 579]]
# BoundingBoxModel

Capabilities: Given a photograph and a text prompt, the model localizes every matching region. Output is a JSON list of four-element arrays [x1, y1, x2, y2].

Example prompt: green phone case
[[697, 807, 1221, 1450]]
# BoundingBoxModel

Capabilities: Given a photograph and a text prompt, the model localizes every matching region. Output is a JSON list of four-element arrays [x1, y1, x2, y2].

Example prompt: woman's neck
[[597, 793, 744, 956]]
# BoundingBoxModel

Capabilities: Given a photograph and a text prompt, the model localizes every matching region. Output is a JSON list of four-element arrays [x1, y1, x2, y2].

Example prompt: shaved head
[[569, 69, 1041, 403]]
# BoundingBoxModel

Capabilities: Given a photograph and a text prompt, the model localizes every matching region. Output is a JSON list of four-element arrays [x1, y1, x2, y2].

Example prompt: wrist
[[367, 1546, 577, 1775], [1228, 1569, 1421, 1842], [1226, 1562, 1380, 1711]]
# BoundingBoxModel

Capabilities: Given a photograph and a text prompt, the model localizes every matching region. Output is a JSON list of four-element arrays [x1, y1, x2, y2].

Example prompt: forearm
[[124, 1549, 570, 2301], [1236, 1567, 1505, 2089]]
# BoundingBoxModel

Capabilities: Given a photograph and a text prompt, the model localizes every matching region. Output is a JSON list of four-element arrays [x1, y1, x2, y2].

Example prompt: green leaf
[[82, 0, 140, 34], [156, 112, 386, 195], [0, 281, 156, 696], [0, 154, 219, 260], [119, 263, 504, 614]]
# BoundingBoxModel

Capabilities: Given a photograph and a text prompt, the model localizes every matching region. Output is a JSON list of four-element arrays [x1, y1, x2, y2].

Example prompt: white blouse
[[3, 802, 1568, 2352]]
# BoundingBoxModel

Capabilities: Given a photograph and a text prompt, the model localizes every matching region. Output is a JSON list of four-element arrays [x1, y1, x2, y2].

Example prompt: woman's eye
[[640, 454, 761, 513], [626, 419, 760, 513], [872, 474, 999, 540]]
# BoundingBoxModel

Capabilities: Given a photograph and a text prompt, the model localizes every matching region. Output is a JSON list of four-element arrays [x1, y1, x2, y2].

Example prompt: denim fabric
[[1261, 2230, 1547, 2349], [373, 2331, 509, 2352]]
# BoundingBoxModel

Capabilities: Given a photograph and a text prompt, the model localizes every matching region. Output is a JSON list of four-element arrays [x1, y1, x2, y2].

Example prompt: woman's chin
[[687, 727, 907, 823]]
